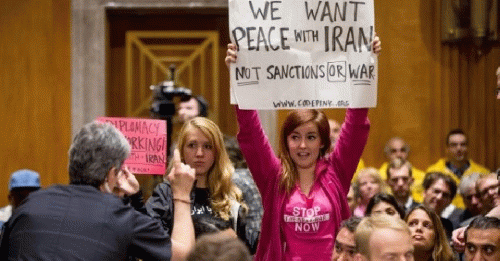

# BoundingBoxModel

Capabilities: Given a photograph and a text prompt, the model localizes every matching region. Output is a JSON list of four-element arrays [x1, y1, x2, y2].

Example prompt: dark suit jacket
[[0, 185, 172, 261], [403, 198, 420, 215], [446, 207, 465, 230]]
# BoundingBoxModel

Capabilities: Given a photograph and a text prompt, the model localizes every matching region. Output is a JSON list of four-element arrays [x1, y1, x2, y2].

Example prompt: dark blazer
[[446, 207, 465, 230], [403, 199, 420, 215], [0, 185, 172, 261]]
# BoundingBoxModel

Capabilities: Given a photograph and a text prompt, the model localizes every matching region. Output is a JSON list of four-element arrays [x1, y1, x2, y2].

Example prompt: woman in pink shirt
[[225, 38, 380, 261]]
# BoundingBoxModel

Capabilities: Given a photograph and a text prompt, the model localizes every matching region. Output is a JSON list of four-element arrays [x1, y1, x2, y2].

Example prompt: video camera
[[150, 65, 192, 118]]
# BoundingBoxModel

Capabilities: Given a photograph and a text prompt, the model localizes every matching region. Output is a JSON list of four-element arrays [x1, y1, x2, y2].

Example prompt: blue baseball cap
[[9, 169, 41, 191]]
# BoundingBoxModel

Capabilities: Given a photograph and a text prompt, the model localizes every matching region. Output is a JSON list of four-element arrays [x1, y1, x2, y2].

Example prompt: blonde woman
[[146, 117, 255, 253], [353, 167, 387, 217]]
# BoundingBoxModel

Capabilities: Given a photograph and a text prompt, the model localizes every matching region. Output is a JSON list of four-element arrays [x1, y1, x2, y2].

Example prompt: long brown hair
[[405, 205, 455, 261], [278, 109, 330, 193], [174, 117, 245, 220]]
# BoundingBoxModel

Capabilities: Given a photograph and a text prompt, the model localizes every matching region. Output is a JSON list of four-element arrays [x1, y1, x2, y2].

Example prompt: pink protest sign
[[97, 117, 167, 175]]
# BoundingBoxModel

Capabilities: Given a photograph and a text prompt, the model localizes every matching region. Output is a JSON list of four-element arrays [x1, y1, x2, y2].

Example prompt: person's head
[[8, 169, 41, 209], [69, 122, 130, 192], [354, 215, 414, 261], [386, 159, 414, 202], [405, 205, 454, 261], [178, 96, 209, 123], [177, 117, 225, 180], [366, 193, 405, 219], [279, 109, 330, 192], [332, 217, 362, 261], [355, 168, 386, 205], [465, 216, 500, 261], [476, 173, 500, 214], [328, 118, 341, 149], [422, 172, 457, 215], [384, 137, 410, 163], [446, 128, 468, 164], [187, 231, 252, 261], [347, 185, 357, 214], [175, 117, 243, 220], [459, 173, 483, 216]]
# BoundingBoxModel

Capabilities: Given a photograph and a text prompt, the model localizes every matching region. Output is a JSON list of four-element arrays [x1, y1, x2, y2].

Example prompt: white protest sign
[[229, 0, 377, 109]]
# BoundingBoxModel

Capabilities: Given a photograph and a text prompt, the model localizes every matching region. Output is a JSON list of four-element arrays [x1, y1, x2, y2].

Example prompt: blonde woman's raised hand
[[168, 149, 196, 199]]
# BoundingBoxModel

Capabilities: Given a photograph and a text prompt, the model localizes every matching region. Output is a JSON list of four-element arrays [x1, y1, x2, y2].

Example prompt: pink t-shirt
[[283, 182, 335, 261], [353, 205, 366, 218]]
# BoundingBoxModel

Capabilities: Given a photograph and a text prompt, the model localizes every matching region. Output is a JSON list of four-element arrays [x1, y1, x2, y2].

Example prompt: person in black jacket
[[0, 121, 195, 261], [146, 117, 257, 254]]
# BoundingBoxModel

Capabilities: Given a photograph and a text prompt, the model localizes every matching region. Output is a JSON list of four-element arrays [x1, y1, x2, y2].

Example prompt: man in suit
[[0, 122, 196, 260], [422, 172, 461, 234], [457, 173, 482, 226], [386, 159, 419, 214]]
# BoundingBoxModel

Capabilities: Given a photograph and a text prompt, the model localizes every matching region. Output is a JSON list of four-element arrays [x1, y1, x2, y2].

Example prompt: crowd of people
[[1, 35, 500, 261]]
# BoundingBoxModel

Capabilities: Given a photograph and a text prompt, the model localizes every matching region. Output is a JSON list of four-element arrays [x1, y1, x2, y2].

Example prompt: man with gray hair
[[457, 173, 482, 226], [353, 215, 414, 261], [0, 122, 195, 260]]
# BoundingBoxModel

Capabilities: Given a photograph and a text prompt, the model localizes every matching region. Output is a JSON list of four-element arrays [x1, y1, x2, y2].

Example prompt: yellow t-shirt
[[350, 159, 366, 182]]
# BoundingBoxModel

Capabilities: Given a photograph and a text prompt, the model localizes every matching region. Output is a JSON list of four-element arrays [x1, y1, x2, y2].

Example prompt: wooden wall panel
[[277, 0, 500, 173], [0, 0, 71, 206], [106, 10, 233, 133], [103, 1, 500, 176]]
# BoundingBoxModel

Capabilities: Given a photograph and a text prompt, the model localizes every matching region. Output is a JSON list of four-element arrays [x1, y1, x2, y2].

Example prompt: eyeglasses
[[479, 184, 500, 198]]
